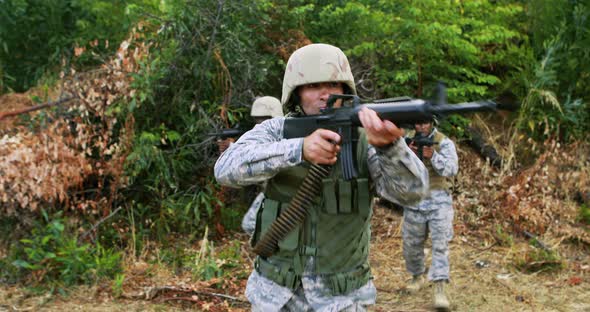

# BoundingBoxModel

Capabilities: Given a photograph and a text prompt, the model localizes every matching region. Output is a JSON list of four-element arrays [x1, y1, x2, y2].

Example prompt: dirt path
[[1, 206, 589, 312]]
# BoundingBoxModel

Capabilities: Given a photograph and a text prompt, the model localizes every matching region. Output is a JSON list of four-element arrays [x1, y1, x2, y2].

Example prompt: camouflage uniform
[[242, 191, 265, 235], [215, 43, 428, 311], [402, 128, 458, 282], [216, 118, 427, 311]]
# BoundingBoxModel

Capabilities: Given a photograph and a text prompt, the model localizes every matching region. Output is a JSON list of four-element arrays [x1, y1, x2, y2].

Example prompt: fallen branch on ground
[[125, 285, 248, 303]]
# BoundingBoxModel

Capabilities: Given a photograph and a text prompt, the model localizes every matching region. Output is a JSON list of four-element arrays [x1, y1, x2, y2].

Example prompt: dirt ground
[[1, 205, 588, 312]]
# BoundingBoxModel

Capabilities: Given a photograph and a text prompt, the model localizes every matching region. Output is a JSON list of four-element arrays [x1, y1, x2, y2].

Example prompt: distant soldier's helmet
[[281, 43, 356, 111], [250, 96, 284, 117]]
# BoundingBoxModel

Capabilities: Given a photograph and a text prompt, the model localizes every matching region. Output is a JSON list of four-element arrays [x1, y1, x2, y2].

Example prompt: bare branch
[[0, 96, 76, 121]]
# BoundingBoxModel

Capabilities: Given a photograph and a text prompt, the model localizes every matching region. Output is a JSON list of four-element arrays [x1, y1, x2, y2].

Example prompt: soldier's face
[[415, 121, 432, 135], [298, 82, 344, 115]]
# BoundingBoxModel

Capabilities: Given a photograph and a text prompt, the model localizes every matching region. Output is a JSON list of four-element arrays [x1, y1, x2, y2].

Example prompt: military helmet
[[281, 43, 356, 111], [250, 96, 283, 117]]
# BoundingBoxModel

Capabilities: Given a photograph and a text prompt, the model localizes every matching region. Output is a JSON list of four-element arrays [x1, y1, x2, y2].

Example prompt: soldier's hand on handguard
[[303, 129, 341, 165], [422, 146, 434, 159], [358, 107, 404, 147]]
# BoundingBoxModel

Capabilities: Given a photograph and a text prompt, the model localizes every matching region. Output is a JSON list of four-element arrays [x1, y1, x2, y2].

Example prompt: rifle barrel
[[283, 97, 497, 139], [353, 99, 497, 127]]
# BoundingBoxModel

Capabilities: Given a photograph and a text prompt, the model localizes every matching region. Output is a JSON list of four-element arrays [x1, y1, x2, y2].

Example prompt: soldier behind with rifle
[[239, 96, 284, 236], [215, 43, 428, 311], [216, 96, 284, 153], [213, 96, 284, 236], [403, 117, 458, 310]]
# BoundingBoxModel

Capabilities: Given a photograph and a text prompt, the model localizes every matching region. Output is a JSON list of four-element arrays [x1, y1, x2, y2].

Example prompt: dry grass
[[370, 206, 590, 312]]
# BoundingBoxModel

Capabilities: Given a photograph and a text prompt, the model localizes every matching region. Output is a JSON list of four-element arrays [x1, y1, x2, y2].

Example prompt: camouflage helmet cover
[[250, 96, 284, 117], [281, 43, 356, 110]]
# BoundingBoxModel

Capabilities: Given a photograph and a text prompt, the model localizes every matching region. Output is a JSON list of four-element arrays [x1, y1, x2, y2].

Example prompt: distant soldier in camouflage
[[216, 96, 284, 154], [240, 96, 284, 235], [403, 119, 459, 310], [215, 43, 428, 311]]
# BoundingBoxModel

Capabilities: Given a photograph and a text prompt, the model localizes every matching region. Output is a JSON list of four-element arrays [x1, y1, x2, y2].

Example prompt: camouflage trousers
[[402, 195, 454, 281], [246, 269, 375, 312]]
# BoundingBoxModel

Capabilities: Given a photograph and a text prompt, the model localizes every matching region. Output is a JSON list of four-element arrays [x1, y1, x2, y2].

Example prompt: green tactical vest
[[251, 128, 373, 295], [406, 129, 451, 191]]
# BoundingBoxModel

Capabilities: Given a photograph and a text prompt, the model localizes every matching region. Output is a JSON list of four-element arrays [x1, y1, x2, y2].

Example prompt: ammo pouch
[[251, 176, 372, 295], [254, 257, 372, 295]]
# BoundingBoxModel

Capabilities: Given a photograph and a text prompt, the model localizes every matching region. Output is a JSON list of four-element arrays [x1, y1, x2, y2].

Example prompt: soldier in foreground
[[215, 43, 428, 311], [403, 118, 459, 310]]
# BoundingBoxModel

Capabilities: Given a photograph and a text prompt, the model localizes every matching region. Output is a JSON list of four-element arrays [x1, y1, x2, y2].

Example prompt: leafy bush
[[0, 0, 158, 93], [514, 246, 565, 273], [10, 211, 122, 288], [124, 0, 283, 239], [516, 1, 590, 143], [438, 115, 472, 140], [287, 0, 528, 102]]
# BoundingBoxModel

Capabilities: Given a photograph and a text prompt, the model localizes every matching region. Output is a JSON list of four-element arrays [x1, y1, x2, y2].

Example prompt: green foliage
[[516, 1, 590, 143], [124, 0, 283, 240], [111, 273, 126, 298], [495, 224, 514, 247], [285, 0, 529, 102], [579, 204, 590, 225], [9, 211, 122, 289], [438, 115, 472, 140], [0, 0, 158, 92], [514, 247, 565, 273]]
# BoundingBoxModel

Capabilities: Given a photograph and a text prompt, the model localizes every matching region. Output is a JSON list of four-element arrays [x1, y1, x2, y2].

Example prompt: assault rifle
[[405, 132, 438, 161], [255, 90, 499, 257], [283, 94, 497, 180]]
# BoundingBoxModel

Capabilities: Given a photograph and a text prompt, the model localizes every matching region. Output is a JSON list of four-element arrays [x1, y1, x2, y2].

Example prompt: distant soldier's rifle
[[207, 128, 246, 140], [405, 133, 439, 161]]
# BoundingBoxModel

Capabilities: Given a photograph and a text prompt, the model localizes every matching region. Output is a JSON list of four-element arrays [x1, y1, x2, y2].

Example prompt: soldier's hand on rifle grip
[[358, 107, 404, 147], [409, 141, 419, 155], [303, 129, 341, 165], [422, 146, 434, 159]]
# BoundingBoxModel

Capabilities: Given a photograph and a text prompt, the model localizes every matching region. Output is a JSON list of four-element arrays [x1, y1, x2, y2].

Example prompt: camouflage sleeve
[[430, 137, 458, 177], [241, 192, 265, 235], [214, 117, 304, 187], [368, 138, 428, 206]]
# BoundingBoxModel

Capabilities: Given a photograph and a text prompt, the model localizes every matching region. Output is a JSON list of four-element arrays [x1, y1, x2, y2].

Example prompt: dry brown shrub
[[0, 24, 151, 218], [453, 134, 590, 246]]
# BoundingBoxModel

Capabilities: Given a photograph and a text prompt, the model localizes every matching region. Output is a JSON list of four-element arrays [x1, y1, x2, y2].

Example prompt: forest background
[[0, 0, 589, 311]]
